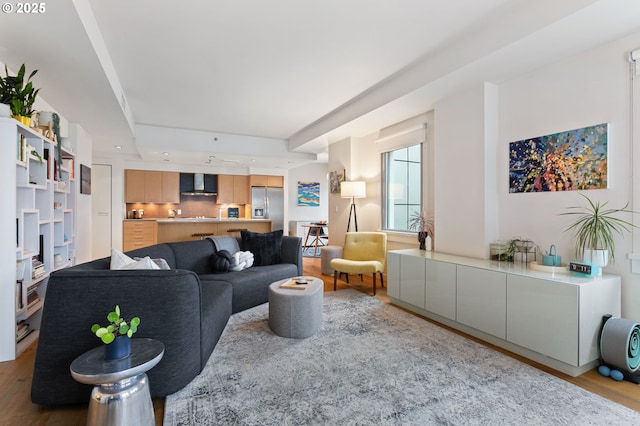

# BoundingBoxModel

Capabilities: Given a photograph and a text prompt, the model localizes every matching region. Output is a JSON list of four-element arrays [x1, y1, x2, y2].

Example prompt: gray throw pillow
[[135, 257, 171, 270], [208, 236, 240, 255]]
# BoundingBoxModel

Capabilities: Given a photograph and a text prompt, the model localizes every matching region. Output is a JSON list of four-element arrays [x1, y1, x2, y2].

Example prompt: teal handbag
[[542, 245, 561, 266]]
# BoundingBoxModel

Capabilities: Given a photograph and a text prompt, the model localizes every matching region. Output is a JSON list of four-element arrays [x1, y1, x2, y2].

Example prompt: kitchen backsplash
[[126, 196, 249, 219]]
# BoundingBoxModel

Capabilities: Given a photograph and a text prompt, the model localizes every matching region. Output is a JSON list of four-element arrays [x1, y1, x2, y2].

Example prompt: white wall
[[287, 162, 329, 225], [434, 84, 495, 258], [69, 123, 92, 264], [429, 30, 640, 319], [497, 31, 640, 319], [328, 137, 354, 246]]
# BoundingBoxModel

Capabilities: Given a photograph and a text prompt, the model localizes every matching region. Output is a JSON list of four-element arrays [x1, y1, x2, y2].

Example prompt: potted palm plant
[[0, 64, 40, 126], [409, 209, 434, 250], [91, 305, 140, 360], [561, 193, 637, 266]]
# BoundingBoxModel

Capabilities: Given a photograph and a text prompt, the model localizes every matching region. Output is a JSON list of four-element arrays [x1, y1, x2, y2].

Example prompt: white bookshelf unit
[[0, 117, 76, 362]]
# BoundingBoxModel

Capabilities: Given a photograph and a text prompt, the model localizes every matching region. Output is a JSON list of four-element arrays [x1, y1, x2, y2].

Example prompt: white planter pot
[[583, 249, 609, 269], [37, 111, 54, 126]]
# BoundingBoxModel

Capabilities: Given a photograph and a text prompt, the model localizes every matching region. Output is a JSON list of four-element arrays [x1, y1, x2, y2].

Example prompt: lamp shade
[[341, 181, 366, 199]]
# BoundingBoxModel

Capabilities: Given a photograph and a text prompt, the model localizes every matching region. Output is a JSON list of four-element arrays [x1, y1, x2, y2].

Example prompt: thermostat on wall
[[568, 262, 601, 276]]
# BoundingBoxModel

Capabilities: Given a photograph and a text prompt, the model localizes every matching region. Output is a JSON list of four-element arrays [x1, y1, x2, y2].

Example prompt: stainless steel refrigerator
[[251, 187, 284, 231]]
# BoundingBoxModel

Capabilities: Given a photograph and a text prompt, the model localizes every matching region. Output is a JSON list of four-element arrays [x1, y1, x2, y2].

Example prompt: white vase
[[37, 111, 54, 126], [583, 249, 609, 269]]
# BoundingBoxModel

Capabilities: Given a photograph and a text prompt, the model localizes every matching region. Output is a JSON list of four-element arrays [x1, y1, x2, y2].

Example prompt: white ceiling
[[0, 0, 638, 170]]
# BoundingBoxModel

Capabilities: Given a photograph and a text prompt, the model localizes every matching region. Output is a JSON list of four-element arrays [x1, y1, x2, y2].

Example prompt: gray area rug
[[164, 289, 640, 425]]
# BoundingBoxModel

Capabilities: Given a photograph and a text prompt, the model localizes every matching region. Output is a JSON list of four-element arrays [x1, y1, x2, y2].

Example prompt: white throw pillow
[[111, 249, 160, 270], [118, 256, 160, 270], [228, 251, 254, 271], [110, 248, 134, 270]]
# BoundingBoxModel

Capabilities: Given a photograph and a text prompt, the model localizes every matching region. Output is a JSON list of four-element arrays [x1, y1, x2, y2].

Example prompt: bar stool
[[226, 228, 248, 237], [192, 233, 214, 239]]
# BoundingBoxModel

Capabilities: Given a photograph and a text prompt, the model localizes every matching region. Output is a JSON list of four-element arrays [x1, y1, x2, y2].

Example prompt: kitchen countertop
[[123, 218, 272, 223]]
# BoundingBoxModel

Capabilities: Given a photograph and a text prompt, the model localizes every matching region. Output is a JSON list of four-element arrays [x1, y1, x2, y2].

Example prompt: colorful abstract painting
[[509, 123, 608, 193], [297, 181, 320, 206]]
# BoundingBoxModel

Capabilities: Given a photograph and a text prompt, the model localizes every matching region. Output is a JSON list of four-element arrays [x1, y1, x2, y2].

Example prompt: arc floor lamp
[[341, 181, 366, 232]]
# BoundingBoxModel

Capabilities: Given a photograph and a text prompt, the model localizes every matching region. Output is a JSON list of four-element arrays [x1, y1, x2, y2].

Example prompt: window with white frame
[[382, 143, 422, 231]]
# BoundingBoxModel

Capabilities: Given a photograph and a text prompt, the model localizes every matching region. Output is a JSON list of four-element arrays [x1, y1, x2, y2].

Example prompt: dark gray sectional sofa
[[31, 234, 302, 406]]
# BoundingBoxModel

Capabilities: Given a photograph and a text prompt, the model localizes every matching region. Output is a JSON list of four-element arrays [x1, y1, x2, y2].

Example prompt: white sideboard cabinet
[[387, 249, 621, 377], [457, 265, 506, 339]]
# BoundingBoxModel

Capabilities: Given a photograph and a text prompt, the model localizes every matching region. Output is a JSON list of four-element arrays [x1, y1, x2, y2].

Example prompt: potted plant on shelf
[[91, 305, 140, 360], [561, 193, 637, 267], [0, 64, 40, 126], [409, 209, 434, 250]]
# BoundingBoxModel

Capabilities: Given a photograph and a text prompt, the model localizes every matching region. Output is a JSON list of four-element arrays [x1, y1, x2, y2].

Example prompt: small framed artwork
[[80, 164, 91, 195], [297, 181, 320, 206], [329, 169, 345, 194]]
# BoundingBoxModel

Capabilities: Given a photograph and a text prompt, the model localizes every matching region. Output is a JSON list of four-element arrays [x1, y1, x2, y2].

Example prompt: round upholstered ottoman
[[268, 277, 323, 339], [320, 245, 343, 275]]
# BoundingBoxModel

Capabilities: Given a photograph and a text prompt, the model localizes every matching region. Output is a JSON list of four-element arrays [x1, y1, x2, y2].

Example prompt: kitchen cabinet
[[217, 174, 249, 204], [125, 170, 146, 203], [250, 174, 284, 188], [125, 170, 179, 203], [387, 249, 621, 377], [123, 220, 157, 251], [144, 171, 162, 202], [161, 172, 180, 203]]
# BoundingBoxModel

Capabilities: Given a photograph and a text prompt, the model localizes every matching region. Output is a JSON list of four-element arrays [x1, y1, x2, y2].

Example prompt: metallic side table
[[70, 338, 164, 426]]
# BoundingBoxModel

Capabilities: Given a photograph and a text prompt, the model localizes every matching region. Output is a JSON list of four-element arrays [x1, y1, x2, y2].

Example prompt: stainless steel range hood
[[181, 173, 217, 196]]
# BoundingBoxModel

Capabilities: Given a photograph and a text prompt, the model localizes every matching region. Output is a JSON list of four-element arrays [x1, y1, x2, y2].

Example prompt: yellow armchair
[[330, 232, 387, 295]]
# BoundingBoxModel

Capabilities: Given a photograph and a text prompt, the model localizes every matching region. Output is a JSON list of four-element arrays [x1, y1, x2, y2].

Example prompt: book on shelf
[[27, 290, 40, 307], [44, 148, 52, 180], [16, 320, 31, 342], [16, 281, 23, 310], [17, 133, 27, 162], [31, 257, 45, 279], [62, 157, 74, 179], [17, 328, 33, 342]]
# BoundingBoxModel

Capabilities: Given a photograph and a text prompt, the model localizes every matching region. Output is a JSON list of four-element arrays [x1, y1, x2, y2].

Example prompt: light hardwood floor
[[1, 256, 638, 425]]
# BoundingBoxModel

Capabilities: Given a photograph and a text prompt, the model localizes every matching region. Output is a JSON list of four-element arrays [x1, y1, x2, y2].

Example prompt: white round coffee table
[[268, 276, 323, 338]]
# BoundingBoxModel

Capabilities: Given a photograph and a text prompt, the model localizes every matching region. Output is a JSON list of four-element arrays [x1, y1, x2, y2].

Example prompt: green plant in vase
[[409, 209, 434, 250], [91, 305, 140, 343], [0, 64, 40, 125], [561, 193, 638, 266], [91, 305, 140, 360]]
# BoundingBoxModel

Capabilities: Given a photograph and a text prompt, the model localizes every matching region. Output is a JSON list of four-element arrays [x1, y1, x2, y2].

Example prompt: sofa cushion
[[200, 263, 298, 313], [198, 280, 232, 369], [168, 239, 216, 274], [240, 230, 283, 266]]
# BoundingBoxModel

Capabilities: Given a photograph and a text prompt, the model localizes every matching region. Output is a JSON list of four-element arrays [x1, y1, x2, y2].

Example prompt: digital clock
[[568, 262, 600, 276]]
